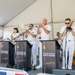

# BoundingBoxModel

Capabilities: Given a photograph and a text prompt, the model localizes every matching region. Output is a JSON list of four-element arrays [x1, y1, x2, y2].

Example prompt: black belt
[[68, 40, 73, 42], [68, 40, 71, 42]]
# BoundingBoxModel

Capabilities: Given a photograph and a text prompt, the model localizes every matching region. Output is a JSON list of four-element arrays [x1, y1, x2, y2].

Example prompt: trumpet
[[35, 24, 43, 28]]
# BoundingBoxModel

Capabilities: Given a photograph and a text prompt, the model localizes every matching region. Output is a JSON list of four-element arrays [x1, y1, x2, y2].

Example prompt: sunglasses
[[65, 23, 70, 24]]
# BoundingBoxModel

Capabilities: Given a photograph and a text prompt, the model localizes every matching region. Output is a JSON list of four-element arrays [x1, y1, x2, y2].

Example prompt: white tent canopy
[[0, 0, 75, 39], [0, 0, 36, 25]]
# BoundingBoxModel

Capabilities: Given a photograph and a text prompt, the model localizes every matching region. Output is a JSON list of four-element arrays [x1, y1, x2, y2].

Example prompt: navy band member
[[36, 18, 51, 69], [11, 28, 21, 42], [25, 24, 37, 70], [0, 30, 3, 40], [60, 18, 75, 69]]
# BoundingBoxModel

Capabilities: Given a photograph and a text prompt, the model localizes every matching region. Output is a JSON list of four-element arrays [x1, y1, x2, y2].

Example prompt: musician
[[54, 32, 61, 45], [10, 27, 20, 67], [0, 30, 3, 40], [36, 18, 51, 69], [60, 18, 75, 69], [25, 24, 37, 70], [11, 27, 21, 42]]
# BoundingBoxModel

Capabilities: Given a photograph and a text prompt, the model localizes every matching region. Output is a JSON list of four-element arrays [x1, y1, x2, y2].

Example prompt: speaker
[[53, 69, 75, 75]]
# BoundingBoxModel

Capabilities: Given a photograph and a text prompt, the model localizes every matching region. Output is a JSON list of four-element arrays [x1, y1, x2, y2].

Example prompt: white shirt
[[26, 29, 37, 41], [60, 25, 75, 41], [40, 24, 51, 40], [55, 36, 62, 45], [11, 33, 21, 40], [0, 30, 3, 40]]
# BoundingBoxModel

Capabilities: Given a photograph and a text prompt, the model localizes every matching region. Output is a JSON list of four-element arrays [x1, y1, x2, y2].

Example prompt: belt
[[67, 40, 74, 42], [68, 40, 71, 42]]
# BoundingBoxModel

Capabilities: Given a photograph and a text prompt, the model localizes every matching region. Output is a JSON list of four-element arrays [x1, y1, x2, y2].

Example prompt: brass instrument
[[10, 28, 31, 43], [6, 37, 15, 44], [10, 38, 16, 43]]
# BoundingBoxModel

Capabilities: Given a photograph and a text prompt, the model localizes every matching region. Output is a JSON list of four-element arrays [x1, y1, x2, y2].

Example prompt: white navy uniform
[[37, 24, 51, 68], [11, 33, 20, 39], [0, 30, 3, 40], [11, 33, 21, 48], [26, 29, 37, 66], [11, 33, 22, 43], [11, 33, 21, 64], [60, 25, 75, 69]]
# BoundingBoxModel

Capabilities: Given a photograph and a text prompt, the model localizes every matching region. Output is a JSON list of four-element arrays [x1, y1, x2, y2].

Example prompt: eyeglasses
[[65, 23, 70, 24]]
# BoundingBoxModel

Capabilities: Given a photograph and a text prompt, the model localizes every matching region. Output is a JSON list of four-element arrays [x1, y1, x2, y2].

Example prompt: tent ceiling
[[52, 0, 75, 22], [0, 0, 36, 26]]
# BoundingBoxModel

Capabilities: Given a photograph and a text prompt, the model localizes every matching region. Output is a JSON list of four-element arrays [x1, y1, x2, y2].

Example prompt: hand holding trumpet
[[36, 24, 44, 29]]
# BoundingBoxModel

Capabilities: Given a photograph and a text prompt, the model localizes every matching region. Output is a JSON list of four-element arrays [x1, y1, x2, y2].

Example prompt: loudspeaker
[[53, 69, 75, 75]]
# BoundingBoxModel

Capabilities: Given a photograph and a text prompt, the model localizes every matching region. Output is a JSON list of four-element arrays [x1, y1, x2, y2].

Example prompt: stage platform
[[37, 73, 54, 75], [0, 62, 42, 75], [0, 62, 75, 75], [53, 69, 75, 75]]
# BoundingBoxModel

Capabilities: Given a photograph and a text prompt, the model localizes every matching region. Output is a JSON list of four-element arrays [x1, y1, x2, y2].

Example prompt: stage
[[0, 62, 42, 75], [0, 62, 75, 75]]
